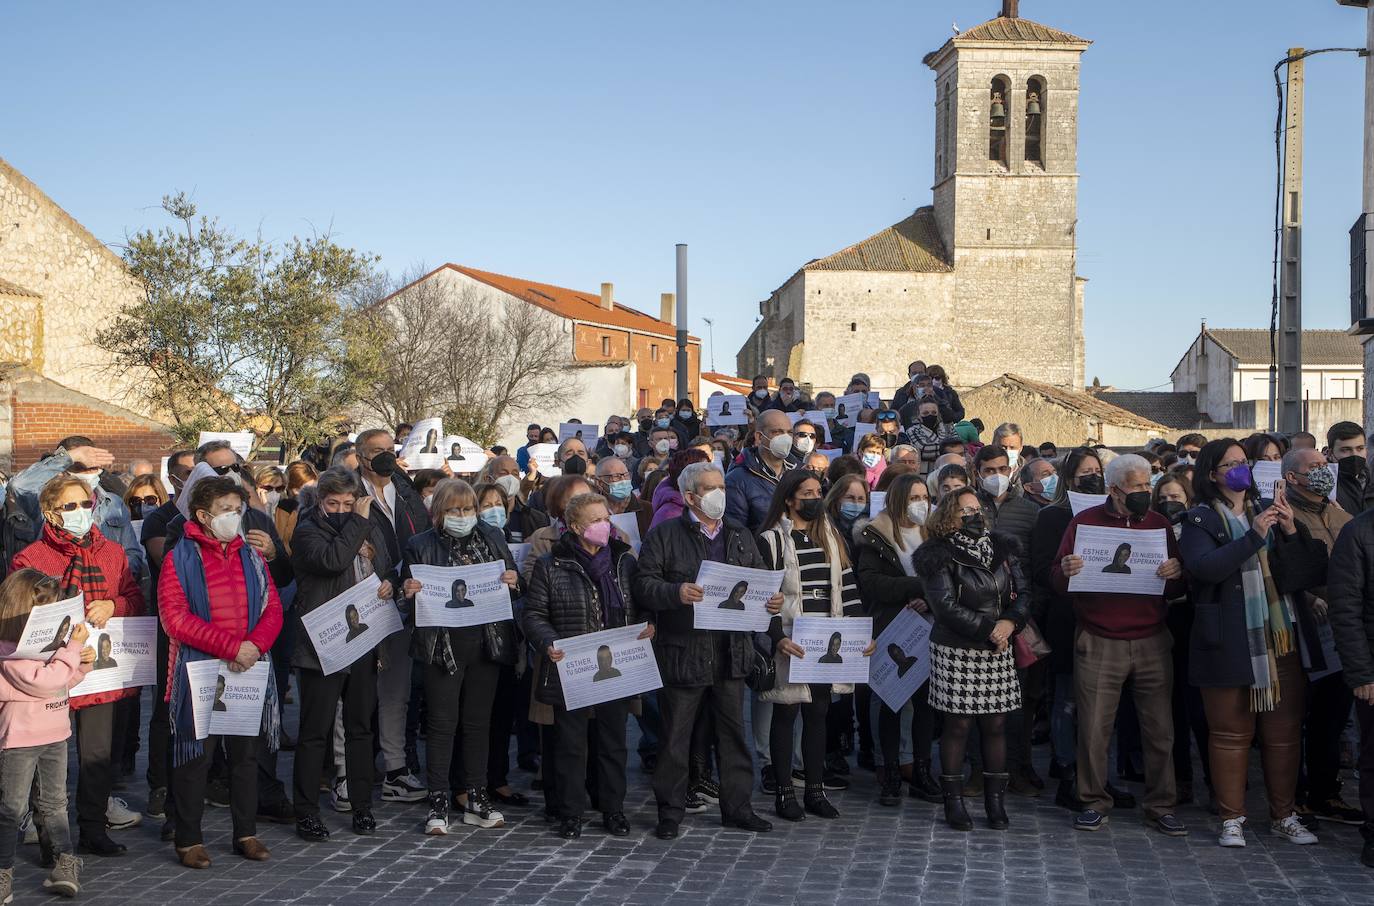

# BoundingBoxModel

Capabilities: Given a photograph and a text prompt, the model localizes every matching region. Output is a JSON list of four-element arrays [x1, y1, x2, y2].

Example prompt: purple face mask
[[1223, 464, 1252, 492]]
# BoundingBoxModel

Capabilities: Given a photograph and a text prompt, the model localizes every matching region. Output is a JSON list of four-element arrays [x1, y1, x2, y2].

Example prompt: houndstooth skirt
[[928, 642, 1022, 715]]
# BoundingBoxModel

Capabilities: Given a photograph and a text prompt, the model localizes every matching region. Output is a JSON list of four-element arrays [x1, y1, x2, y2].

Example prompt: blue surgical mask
[[1039, 474, 1059, 500], [862, 452, 882, 468], [444, 513, 478, 537], [61, 508, 94, 538], [655, 418, 671, 429], [839, 500, 866, 520], [479, 506, 507, 530], [607, 479, 633, 501]]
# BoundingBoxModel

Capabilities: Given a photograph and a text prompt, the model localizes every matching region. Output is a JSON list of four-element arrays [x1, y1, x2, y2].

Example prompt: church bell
[[1026, 92, 1041, 116], [990, 93, 1005, 118]]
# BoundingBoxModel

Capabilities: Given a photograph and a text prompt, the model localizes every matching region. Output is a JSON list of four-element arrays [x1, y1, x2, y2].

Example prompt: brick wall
[[1, 369, 175, 472]]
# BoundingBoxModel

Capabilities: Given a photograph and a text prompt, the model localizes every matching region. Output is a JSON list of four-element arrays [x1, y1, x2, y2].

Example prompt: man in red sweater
[[1051, 453, 1187, 837]]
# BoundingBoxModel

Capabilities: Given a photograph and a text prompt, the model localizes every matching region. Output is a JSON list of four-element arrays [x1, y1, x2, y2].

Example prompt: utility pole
[[1338, 1, 1374, 431], [702, 317, 716, 372], [1278, 49, 1305, 434], [675, 244, 690, 402]]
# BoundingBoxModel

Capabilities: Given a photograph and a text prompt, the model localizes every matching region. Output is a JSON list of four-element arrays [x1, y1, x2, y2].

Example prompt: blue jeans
[[0, 740, 71, 869]]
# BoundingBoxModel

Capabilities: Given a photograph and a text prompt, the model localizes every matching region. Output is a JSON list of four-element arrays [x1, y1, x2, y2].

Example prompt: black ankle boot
[[803, 785, 839, 819], [983, 772, 1010, 830], [774, 784, 805, 822], [940, 774, 972, 831], [911, 759, 943, 803], [878, 765, 902, 807]]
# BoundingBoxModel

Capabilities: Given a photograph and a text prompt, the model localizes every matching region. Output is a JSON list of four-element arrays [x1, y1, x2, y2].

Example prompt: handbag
[[745, 647, 776, 692], [481, 621, 518, 667], [1013, 616, 1051, 669]]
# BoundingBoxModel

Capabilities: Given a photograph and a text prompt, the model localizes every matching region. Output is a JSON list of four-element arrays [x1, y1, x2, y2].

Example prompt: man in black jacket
[[355, 428, 433, 803], [1328, 421, 1374, 516], [1328, 509, 1374, 867], [634, 461, 780, 839]]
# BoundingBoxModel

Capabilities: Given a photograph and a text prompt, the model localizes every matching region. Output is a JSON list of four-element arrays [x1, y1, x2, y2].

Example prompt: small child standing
[[0, 568, 94, 902]]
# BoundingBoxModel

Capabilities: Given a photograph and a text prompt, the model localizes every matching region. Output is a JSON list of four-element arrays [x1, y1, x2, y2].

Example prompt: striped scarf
[[42, 522, 111, 602], [1214, 501, 1295, 712]]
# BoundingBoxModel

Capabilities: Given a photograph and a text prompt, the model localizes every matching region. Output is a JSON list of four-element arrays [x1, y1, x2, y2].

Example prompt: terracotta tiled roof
[[802, 207, 952, 273], [972, 374, 1172, 432], [702, 371, 754, 394], [1094, 391, 1217, 429], [0, 277, 40, 298], [417, 264, 696, 341], [924, 15, 1090, 67], [1204, 328, 1362, 367]]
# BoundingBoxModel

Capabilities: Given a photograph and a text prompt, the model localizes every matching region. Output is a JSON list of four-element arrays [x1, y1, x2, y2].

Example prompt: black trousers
[[112, 696, 140, 775], [1168, 602, 1211, 788], [653, 676, 754, 824], [1009, 659, 1049, 773], [486, 664, 518, 790], [424, 633, 500, 794], [878, 684, 936, 768], [293, 659, 377, 817], [553, 698, 631, 818], [854, 686, 873, 754], [1302, 671, 1354, 803], [771, 685, 829, 787], [73, 703, 115, 838], [1357, 701, 1374, 828], [146, 619, 172, 791], [172, 735, 256, 847]]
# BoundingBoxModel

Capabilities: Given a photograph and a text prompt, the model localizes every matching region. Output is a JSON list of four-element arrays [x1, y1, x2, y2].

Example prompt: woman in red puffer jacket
[[11, 474, 145, 857]]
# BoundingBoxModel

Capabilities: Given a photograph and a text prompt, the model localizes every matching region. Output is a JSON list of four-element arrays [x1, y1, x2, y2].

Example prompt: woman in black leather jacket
[[914, 487, 1029, 832], [522, 492, 653, 840], [401, 478, 521, 837]]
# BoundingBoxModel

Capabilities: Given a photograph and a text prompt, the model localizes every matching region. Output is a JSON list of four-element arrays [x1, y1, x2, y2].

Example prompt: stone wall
[[0, 159, 151, 417], [961, 382, 1166, 448]]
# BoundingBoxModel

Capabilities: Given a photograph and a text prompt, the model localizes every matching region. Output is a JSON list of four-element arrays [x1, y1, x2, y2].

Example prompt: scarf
[[1214, 501, 1295, 712], [168, 535, 277, 766], [950, 530, 994, 569], [42, 522, 111, 602], [570, 540, 625, 628]]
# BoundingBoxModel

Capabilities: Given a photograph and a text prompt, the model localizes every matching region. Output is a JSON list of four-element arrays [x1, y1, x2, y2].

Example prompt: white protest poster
[[444, 435, 486, 472], [869, 609, 933, 711], [789, 616, 873, 684], [412, 561, 512, 628], [706, 394, 748, 427], [867, 391, 882, 409], [1068, 491, 1108, 515], [610, 512, 642, 554], [558, 423, 600, 450], [820, 448, 842, 463], [1253, 460, 1336, 501], [1067, 525, 1168, 596], [691, 562, 782, 632], [398, 416, 445, 470], [188, 658, 271, 739], [869, 491, 887, 518], [7, 593, 85, 660], [70, 617, 156, 696], [1307, 619, 1344, 682], [555, 622, 662, 711], [298, 574, 402, 675], [509, 542, 533, 574], [787, 410, 832, 444], [851, 423, 876, 452], [835, 392, 865, 428], [527, 443, 561, 477], [159, 457, 172, 498], [197, 431, 254, 460]]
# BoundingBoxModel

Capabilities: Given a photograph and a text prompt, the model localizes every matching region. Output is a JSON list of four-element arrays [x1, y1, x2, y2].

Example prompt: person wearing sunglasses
[[12, 475, 146, 858], [123, 475, 169, 521], [875, 410, 902, 449]]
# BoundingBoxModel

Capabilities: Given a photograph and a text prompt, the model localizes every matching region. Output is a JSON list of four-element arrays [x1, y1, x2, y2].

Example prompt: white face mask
[[906, 500, 930, 525], [696, 488, 727, 521], [793, 436, 815, 455], [75, 470, 101, 490], [1006, 449, 1020, 469], [767, 434, 794, 459], [495, 474, 521, 499], [263, 490, 281, 511], [655, 439, 672, 455], [981, 474, 1011, 498], [614, 443, 631, 458], [208, 510, 242, 542]]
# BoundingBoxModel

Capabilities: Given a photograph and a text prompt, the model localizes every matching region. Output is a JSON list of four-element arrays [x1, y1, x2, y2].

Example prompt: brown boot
[[175, 844, 211, 869], [232, 837, 271, 861]]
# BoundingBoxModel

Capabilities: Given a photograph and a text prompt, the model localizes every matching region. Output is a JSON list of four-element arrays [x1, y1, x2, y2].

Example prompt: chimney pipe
[[600, 282, 614, 311], [660, 292, 675, 324], [1002, 0, 1019, 18]]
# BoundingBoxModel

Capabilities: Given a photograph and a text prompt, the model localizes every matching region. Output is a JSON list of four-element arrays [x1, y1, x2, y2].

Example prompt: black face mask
[[796, 498, 825, 522], [920, 415, 940, 430], [638, 418, 652, 434], [1338, 454, 1368, 479], [960, 513, 985, 536], [1123, 491, 1152, 517], [1076, 474, 1105, 495], [366, 451, 397, 477], [1156, 500, 1186, 523], [324, 511, 351, 532], [562, 455, 587, 476]]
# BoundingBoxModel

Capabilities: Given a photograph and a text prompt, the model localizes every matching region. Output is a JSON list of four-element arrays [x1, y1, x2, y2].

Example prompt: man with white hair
[[1051, 453, 1188, 836]]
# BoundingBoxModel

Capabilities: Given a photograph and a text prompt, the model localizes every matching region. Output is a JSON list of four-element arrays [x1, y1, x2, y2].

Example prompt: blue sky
[[5, 0, 1370, 391]]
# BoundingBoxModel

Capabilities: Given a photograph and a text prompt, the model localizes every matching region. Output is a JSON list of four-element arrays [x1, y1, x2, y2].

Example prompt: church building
[[736, 1, 1090, 397]]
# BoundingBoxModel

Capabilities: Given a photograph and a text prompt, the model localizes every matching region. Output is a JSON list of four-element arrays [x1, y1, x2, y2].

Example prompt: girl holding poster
[[403, 479, 521, 837], [915, 487, 1028, 833], [289, 468, 410, 841], [12, 475, 146, 858], [522, 492, 653, 840], [757, 470, 866, 823]]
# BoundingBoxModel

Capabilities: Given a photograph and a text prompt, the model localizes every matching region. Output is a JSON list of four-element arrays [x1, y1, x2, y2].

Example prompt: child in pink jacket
[[0, 568, 94, 901]]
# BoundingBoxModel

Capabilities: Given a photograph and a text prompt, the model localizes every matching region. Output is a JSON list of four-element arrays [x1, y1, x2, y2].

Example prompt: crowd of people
[[2, 360, 1374, 900]]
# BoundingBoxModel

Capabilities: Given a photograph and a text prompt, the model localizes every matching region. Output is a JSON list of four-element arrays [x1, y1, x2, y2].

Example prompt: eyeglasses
[[131, 495, 160, 506], [1216, 460, 1247, 472], [212, 463, 242, 476], [260, 484, 286, 493], [55, 500, 94, 512], [957, 505, 981, 516]]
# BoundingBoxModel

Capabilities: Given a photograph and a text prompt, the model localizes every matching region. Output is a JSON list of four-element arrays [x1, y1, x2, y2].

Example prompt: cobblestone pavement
[[16, 692, 1374, 906]]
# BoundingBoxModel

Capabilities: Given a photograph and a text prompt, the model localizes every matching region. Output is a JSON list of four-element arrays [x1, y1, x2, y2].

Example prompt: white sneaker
[[105, 796, 142, 830], [330, 777, 352, 814], [19, 810, 37, 845], [1271, 813, 1318, 845], [382, 771, 428, 803], [1218, 816, 1246, 847]]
